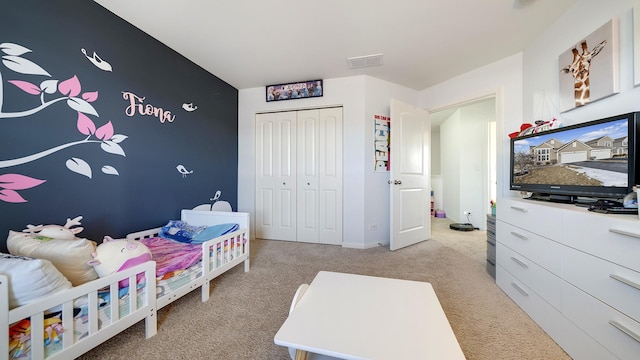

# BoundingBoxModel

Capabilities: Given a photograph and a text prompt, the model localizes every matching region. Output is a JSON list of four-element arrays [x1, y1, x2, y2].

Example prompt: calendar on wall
[[374, 114, 390, 172]]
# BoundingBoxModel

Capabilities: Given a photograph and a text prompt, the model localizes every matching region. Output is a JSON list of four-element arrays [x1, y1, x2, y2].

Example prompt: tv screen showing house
[[511, 118, 629, 188]]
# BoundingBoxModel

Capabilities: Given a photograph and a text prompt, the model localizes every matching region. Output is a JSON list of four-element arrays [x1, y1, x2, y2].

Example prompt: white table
[[274, 271, 466, 360]]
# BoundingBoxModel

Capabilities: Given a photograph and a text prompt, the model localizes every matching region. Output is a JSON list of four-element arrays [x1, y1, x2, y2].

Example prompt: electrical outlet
[[368, 223, 378, 231]]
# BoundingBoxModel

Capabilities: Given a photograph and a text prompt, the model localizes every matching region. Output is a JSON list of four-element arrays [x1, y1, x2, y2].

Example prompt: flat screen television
[[509, 112, 640, 204]]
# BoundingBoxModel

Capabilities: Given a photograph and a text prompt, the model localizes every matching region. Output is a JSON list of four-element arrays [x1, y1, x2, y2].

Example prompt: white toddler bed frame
[[125, 209, 250, 309], [0, 261, 157, 360], [1, 209, 250, 360]]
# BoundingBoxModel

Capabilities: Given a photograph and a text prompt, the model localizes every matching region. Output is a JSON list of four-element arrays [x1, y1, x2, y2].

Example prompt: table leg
[[294, 349, 308, 360]]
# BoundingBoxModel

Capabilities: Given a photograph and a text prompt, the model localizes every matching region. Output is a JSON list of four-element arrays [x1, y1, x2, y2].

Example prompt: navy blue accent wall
[[0, 0, 238, 251]]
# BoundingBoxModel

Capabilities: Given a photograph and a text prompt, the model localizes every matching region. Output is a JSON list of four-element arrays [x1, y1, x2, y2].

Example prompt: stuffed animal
[[22, 216, 84, 240], [87, 237, 152, 285]]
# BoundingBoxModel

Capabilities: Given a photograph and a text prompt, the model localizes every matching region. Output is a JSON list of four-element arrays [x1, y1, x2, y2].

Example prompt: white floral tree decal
[[0, 42, 127, 203]]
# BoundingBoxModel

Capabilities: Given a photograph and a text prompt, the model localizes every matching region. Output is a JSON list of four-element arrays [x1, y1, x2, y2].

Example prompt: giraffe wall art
[[558, 19, 619, 112]]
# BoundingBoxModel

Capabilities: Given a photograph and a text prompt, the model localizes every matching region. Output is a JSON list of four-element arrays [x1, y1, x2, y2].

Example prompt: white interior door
[[296, 108, 343, 244], [390, 99, 431, 251], [296, 109, 319, 243], [255, 111, 296, 241], [317, 107, 343, 245], [256, 108, 343, 245]]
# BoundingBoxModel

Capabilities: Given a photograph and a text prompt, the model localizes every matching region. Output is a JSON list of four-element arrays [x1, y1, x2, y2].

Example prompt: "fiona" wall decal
[[122, 91, 176, 123]]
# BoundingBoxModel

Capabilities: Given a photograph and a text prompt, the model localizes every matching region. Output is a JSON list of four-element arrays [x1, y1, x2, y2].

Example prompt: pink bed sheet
[[139, 237, 201, 277]]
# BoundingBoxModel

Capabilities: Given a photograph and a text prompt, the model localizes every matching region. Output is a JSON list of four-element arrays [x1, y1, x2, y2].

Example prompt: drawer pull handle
[[511, 282, 529, 296], [609, 320, 640, 344], [511, 256, 529, 269], [610, 274, 640, 291], [510, 206, 528, 213], [609, 228, 640, 239], [510, 231, 528, 240]]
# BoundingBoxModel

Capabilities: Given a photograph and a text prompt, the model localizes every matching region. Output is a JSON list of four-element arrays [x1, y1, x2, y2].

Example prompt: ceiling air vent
[[347, 53, 383, 69]]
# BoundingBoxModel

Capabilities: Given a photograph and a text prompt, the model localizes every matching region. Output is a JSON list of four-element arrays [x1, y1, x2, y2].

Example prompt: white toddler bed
[[125, 209, 250, 309], [1, 261, 157, 360], [1, 210, 249, 360]]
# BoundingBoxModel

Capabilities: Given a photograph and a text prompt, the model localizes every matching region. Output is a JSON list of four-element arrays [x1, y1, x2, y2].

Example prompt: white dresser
[[496, 198, 640, 360]]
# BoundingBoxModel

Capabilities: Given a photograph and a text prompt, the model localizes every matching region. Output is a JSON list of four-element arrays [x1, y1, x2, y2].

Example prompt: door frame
[[428, 90, 501, 228]]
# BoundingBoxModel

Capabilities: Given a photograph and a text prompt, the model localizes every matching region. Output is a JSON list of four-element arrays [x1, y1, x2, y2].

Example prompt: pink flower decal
[[95, 121, 114, 141], [0, 174, 46, 203], [0, 173, 46, 190], [58, 75, 81, 97], [0, 189, 27, 203], [8, 80, 41, 95], [82, 91, 98, 102], [77, 112, 96, 135]]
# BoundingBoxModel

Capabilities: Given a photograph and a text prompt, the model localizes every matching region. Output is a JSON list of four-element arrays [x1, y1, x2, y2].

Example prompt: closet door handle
[[609, 228, 640, 240], [609, 320, 640, 344], [510, 206, 528, 213], [610, 274, 640, 291]]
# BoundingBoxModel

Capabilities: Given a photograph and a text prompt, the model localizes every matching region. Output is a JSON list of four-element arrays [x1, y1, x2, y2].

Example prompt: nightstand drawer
[[498, 243, 562, 310], [562, 210, 640, 272], [563, 246, 640, 323], [563, 282, 640, 360], [499, 199, 561, 239], [497, 221, 562, 276]]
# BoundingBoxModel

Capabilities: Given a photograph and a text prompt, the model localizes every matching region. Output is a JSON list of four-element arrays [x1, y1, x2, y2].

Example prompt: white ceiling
[[94, 0, 577, 91]]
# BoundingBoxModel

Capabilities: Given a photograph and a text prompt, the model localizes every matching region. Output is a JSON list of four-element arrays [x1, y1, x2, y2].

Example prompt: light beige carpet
[[78, 218, 570, 360]]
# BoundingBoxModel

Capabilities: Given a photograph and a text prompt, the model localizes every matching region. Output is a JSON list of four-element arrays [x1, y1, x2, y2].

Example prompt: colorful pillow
[[160, 220, 205, 243], [0, 253, 72, 309], [191, 223, 239, 243], [7, 230, 98, 286]]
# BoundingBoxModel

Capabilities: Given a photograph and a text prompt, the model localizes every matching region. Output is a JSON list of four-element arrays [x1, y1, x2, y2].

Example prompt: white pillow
[[7, 230, 98, 286], [0, 253, 72, 309]]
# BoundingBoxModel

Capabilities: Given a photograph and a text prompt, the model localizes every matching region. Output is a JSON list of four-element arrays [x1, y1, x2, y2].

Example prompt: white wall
[[238, 75, 418, 249], [523, 0, 639, 125], [441, 110, 462, 222], [419, 53, 523, 208]]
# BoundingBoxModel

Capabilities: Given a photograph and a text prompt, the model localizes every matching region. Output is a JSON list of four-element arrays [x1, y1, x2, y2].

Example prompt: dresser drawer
[[498, 243, 562, 310], [562, 209, 640, 272], [486, 240, 496, 262], [563, 246, 640, 323], [563, 282, 640, 360], [497, 266, 616, 360], [499, 199, 561, 239], [496, 221, 562, 276]]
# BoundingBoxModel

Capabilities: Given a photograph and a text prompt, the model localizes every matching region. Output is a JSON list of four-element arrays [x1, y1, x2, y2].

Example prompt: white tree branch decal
[[0, 42, 128, 203]]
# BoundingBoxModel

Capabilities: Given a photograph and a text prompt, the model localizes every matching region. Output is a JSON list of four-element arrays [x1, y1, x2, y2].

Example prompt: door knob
[[388, 180, 392, 184], [394, 180, 402, 185]]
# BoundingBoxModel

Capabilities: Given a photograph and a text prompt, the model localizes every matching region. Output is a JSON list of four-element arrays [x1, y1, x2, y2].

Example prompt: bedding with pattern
[[9, 285, 145, 359], [140, 222, 244, 296]]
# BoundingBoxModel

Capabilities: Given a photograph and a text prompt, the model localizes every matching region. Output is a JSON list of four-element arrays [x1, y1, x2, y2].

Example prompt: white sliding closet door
[[256, 107, 342, 245], [255, 111, 297, 241]]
